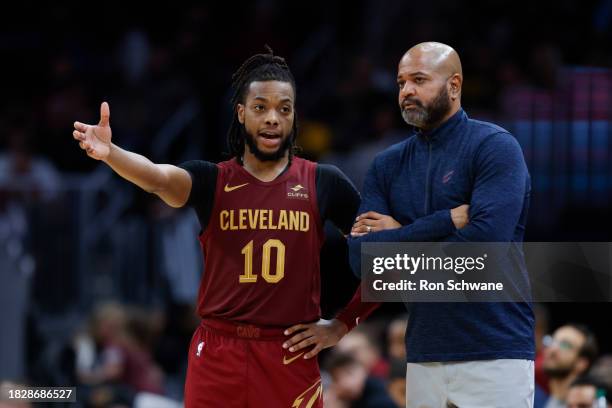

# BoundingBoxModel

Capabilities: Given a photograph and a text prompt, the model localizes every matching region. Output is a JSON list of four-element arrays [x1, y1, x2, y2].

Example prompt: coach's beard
[[242, 126, 293, 162], [401, 85, 451, 130]]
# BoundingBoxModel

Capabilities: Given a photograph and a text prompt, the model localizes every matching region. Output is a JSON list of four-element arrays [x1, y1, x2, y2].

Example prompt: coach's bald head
[[397, 42, 463, 130]]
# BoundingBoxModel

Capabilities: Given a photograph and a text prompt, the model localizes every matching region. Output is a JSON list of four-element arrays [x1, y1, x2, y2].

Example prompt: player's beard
[[241, 125, 293, 162], [401, 84, 451, 130], [542, 361, 574, 379]]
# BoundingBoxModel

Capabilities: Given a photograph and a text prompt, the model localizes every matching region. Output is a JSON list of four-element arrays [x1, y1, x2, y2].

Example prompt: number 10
[[239, 239, 286, 283]]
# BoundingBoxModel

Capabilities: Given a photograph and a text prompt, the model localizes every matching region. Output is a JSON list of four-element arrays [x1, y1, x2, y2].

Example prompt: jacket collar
[[414, 108, 466, 143]]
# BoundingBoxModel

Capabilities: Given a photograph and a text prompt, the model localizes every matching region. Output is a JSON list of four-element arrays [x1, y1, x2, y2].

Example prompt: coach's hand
[[283, 319, 348, 359], [350, 211, 401, 237], [73, 102, 112, 161], [451, 204, 470, 229]]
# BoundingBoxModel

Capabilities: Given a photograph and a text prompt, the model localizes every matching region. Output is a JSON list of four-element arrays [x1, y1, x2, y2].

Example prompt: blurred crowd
[[1, 1, 611, 407], [3, 303, 612, 407]]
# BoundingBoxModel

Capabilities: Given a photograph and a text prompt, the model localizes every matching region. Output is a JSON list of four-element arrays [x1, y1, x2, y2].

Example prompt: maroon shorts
[[184, 319, 323, 408]]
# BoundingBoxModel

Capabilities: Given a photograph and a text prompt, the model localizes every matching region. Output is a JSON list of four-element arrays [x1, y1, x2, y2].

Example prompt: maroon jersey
[[196, 157, 324, 327]]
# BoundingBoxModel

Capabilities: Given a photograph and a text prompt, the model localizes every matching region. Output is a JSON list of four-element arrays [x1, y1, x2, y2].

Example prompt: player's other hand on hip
[[283, 319, 349, 359], [451, 204, 470, 229], [350, 211, 401, 237], [73, 102, 112, 161]]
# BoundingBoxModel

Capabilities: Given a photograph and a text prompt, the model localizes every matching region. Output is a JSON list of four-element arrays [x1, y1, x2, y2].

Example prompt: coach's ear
[[237, 104, 245, 124], [448, 73, 462, 101]]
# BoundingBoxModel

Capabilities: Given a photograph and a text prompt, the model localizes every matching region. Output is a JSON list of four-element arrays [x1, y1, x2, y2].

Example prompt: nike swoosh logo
[[224, 183, 249, 192], [283, 352, 305, 365]]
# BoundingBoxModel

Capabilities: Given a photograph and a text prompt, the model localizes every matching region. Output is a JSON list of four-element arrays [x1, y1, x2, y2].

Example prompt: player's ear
[[237, 104, 245, 124]]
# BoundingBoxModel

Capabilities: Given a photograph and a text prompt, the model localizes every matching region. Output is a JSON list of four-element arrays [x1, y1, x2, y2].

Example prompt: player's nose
[[264, 110, 280, 126]]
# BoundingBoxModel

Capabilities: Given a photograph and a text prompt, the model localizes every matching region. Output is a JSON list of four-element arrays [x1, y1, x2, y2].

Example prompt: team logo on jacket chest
[[287, 183, 309, 200], [442, 170, 455, 184]]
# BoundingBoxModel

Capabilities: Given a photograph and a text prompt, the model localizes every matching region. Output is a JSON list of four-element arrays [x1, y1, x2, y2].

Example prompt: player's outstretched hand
[[350, 211, 401, 237], [283, 319, 349, 359], [73, 102, 112, 161]]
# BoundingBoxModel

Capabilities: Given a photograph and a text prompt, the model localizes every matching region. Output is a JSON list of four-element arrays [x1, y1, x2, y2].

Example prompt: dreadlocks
[[227, 46, 299, 164]]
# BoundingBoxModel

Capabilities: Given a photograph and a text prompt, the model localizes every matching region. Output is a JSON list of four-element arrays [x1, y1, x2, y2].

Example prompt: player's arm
[[314, 165, 383, 326], [282, 283, 382, 359], [72, 102, 191, 208], [282, 165, 379, 358]]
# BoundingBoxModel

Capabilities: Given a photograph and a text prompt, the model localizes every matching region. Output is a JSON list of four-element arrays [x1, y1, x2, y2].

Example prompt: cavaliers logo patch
[[287, 183, 309, 200]]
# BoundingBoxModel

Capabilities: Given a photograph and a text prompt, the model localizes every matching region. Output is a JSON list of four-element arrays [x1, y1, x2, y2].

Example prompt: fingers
[[284, 324, 306, 336], [99, 101, 110, 127], [356, 211, 383, 220], [283, 329, 312, 350], [74, 121, 88, 132], [304, 344, 323, 359], [454, 204, 469, 212], [290, 336, 316, 353], [351, 220, 380, 235], [78, 138, 94, 155], [73, 130, 85, 141], [353, 219, 380, 230]]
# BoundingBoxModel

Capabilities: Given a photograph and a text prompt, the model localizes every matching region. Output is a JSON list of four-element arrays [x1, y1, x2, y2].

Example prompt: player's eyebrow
[[253, 96, 294, 104]]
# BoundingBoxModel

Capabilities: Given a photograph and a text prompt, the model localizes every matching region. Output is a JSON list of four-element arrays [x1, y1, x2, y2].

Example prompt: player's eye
[[414, 77, 426, 84], [253, 104, 265, 111], [397, 81, 405, 89], [280, 106, 292, 114]]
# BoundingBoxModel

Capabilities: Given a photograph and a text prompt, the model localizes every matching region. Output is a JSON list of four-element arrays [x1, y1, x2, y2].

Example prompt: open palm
[[73, 102, 112, 160]]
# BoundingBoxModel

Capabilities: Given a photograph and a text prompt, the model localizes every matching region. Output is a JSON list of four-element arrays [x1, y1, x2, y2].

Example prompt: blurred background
[[0, 1, 611, 407]]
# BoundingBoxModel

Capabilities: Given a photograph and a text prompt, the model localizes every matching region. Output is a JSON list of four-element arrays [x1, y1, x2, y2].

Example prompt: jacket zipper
[[424, 140, 432, 214]]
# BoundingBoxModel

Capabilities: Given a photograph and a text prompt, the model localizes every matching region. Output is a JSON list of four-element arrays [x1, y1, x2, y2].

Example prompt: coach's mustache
[[401, 98, 425, 110]]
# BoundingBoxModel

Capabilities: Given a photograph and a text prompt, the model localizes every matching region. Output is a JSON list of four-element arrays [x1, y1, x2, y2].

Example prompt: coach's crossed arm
[[72, 102, 192, 208], [346, 156, 469, 277]]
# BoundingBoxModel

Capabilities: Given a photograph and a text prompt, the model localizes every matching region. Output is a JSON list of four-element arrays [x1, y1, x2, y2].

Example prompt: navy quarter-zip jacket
[[348, 109, 535, 362]]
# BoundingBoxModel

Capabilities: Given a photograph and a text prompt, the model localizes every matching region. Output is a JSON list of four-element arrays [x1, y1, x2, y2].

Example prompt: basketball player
[[72, 50, 377, 407]]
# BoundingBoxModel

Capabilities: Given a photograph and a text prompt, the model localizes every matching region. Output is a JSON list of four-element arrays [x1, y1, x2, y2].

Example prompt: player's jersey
[[196, 157, 324, 327]]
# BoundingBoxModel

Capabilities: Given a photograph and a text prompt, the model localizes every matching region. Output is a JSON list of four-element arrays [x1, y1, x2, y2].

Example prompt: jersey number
[[239, 239, 285, 283]]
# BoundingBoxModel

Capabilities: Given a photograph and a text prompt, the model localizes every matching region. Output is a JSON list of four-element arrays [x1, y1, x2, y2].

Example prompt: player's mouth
[[258, 130, 282, 149]]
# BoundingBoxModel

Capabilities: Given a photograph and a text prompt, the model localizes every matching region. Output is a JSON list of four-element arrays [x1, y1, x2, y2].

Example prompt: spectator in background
[[591, 355, 612, 395], [74, 302, 180, 408], [323, 101, 406, 190], [386, 315, 407, 362], [565, 376, 611, 408], [0, 122, 61, 202], [324, 351, 396, 408], [535, 304, 552, 407], [385, 316, 407, 407], [542, 324, 599, 408], [336, 325, 389, 379]]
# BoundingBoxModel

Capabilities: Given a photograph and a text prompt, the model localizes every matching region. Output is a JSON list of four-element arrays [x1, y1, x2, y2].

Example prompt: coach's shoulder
[[467, 118, 511, 136], [467, 119, 521, 148]]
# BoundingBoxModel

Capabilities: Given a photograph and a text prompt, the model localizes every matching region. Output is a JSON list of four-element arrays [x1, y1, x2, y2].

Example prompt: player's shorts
[[184, 318, 323, 408]]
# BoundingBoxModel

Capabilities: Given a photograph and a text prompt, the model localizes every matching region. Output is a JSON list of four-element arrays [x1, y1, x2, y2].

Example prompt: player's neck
[[242, 151, 290, 182]]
